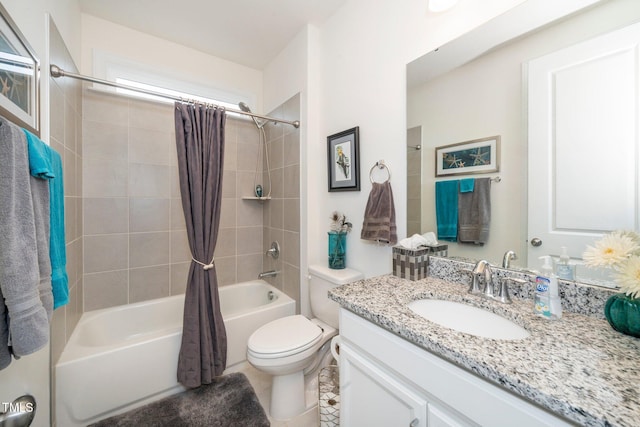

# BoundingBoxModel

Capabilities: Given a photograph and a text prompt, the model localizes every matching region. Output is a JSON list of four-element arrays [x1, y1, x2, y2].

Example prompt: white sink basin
[[407, 299, 530, 340]]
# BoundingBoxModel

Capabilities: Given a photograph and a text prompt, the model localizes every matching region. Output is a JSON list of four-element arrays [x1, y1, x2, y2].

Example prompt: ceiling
[[78, 0, 346, 70]]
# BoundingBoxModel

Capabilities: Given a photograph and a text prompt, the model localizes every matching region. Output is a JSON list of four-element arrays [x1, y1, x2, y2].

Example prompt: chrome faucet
[[470, 260, 492, 296], [496, 277, 526, 304], [258, 270, 278, 279], [468, 260, 515, 304], [502, 250, 518, 268], [265, 241, 280, 259]]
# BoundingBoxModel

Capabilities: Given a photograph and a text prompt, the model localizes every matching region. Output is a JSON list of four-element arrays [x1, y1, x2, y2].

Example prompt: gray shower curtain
[[174, 102, 227, 388]]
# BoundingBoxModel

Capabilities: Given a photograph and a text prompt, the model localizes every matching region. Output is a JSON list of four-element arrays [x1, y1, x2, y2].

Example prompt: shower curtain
[[174, 102, 227, 388]]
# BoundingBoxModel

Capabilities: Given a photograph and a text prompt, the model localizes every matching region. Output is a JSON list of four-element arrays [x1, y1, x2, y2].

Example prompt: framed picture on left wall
[[0, 3, 39, 135], [327, 126, 360, 192]]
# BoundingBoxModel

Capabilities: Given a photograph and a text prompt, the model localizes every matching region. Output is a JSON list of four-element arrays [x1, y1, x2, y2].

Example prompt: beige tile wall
[[262, 94, 301, 311], [82, 91, 188, 310], [49, 18, 83, 366], [81, 93, 297, 310]]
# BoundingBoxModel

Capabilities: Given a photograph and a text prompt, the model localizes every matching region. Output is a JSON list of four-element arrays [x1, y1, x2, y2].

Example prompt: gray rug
[[89, 372, 270, 427]]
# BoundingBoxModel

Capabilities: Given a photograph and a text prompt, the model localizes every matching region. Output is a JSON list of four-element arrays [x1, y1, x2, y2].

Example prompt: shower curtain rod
[[49, 64, 300, 128]]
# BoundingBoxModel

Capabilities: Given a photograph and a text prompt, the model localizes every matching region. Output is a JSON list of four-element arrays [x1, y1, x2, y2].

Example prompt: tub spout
[[258, 270, 278, 279]]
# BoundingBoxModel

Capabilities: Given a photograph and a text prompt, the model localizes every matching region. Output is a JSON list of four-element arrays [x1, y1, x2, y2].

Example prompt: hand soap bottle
[[555, 246, 574, 280], [534, 256, 562, 320]]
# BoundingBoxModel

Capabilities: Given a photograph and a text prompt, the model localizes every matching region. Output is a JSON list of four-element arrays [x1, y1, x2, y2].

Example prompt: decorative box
[[392, 245, 448, 281]]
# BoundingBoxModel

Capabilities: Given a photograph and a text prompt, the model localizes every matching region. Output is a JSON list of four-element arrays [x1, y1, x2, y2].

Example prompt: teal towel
[[23, 129, 68, 309], [48, 148, 68, 308], [24, 130, 54, 179], [460, 178, 475, 193], [436, 180, 459, 242]]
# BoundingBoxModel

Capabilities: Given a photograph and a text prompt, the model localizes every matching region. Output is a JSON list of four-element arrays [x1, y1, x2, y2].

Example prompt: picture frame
[[0, 3, 40, 135], [327, 126, 360, 192], [435, 135, 500, 177]]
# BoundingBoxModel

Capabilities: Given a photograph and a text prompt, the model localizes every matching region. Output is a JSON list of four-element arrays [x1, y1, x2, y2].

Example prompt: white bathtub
[[55, 280, 295, 427]]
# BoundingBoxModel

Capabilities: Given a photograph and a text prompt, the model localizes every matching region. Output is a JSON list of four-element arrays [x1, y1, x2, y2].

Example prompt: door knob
[[0, 395, 36, 427], [530, 238, 542, 247]]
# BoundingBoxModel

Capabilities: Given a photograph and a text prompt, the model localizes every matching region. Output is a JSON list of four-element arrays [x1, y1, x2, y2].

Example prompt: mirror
[[406, 0, 640, 286]]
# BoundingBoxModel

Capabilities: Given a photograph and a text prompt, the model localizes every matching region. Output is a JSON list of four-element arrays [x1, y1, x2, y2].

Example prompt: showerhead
[[238, 102, 266, 129], [238, 101, 252, 113]]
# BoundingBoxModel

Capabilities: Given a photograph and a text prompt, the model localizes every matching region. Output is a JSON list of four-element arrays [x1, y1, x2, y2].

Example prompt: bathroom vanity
[[329, 275, 640, 427]]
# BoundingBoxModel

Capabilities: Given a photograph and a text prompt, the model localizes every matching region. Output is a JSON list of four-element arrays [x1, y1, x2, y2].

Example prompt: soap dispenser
[[535, 256, 562, 320], [556, 246, 574, 280]]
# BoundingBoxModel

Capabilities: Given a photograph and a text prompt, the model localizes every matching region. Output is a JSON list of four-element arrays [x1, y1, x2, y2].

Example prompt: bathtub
[[55, 280, 295, 427]]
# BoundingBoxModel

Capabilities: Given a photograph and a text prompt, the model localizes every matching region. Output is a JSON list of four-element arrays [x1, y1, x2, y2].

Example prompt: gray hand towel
[[361, 181, 398, 245], [458, 177, 491, 245], [0, 117, 51, 368]]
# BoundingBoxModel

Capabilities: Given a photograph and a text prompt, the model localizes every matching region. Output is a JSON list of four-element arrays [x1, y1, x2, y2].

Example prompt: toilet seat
[[248, 315, 323, 359]]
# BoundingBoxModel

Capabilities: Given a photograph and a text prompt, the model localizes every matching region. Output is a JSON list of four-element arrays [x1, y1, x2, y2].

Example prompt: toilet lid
[[248, 315, 323, 357]]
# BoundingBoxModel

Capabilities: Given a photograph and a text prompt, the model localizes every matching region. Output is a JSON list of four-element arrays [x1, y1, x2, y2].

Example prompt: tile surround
[[81, 92, 302, 310], [260, 95, 301, 311], [49, 17, 83, 367]]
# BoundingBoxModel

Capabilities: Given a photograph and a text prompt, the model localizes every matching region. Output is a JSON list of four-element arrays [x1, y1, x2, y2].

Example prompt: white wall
[[263, 0, 526, 282], [2, 0, 81, 64], [80, 14, 263, 111]]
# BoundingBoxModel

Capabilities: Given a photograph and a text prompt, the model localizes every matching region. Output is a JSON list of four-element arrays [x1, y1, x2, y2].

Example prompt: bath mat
[[89, 372, 270, 427]]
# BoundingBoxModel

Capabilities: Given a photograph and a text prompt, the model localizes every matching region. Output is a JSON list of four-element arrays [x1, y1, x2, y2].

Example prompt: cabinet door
[[340, 344, 427, 427]]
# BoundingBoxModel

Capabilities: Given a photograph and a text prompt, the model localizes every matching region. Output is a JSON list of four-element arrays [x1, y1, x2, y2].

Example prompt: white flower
[[582, 232, 640, 269], [329, 211, 352, 233], [614, 256, 640, 299]]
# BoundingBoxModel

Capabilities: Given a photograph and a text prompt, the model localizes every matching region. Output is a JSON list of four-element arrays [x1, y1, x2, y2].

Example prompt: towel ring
[[369, 160, 391, 183]]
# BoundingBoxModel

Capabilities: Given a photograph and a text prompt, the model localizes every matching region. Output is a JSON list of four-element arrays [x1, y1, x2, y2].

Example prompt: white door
[[527, 22, 640, 278]]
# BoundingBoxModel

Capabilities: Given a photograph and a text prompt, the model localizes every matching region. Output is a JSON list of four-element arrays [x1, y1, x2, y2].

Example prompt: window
[[92, 50, 256, 119]]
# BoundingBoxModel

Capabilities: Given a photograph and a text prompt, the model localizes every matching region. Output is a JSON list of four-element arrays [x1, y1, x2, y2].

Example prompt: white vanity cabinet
[[338, 309, 572, 427]]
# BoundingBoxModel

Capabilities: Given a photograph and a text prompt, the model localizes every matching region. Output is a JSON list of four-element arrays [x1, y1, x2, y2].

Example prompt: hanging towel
[[435, 180, 459, 242], [458, 177, 491, 245], [25, 130, 54, 179], [24, 129, 68, 309], [0, 117, 52, 370], [459, 178, 475, 193], [23, 129, 55, 319], [361, 181, 397, 245]]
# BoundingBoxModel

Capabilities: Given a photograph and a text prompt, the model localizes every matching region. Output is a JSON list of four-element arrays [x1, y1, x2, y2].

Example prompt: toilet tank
[[308, 264, 363, 329]]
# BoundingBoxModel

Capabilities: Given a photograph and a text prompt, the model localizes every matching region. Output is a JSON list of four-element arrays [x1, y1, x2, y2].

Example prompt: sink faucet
[[502, 250, 518, 268], [468, 260, 515, 304], [470, 260, 493, 296]]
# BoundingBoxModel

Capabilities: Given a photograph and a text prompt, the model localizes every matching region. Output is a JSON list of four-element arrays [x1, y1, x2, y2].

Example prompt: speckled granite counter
[[329, 274, 640, 427]]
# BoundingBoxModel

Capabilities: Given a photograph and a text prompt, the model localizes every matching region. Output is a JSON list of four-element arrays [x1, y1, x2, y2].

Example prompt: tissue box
[[392, 245, 448, 281]]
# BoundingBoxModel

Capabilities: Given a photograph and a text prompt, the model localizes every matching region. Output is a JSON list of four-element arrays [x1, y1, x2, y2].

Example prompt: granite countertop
[[329, 274, 640, 427]]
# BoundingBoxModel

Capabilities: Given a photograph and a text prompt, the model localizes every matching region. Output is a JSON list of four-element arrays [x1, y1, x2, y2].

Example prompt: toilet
[[247, 264, 363, 420]]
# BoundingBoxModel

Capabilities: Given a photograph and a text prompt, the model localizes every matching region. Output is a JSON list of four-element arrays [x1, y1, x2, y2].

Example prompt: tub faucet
[[258, 270, 278, 279], [502, 250, 518, 268]]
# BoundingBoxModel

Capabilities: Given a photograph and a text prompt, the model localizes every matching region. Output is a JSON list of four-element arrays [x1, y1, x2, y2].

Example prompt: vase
[[328, 231, 347, 269], [604, 293, 640, 338]]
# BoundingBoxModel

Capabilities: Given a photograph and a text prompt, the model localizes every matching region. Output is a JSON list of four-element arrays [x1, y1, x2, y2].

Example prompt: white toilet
[[247, 264, 363, 420]]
